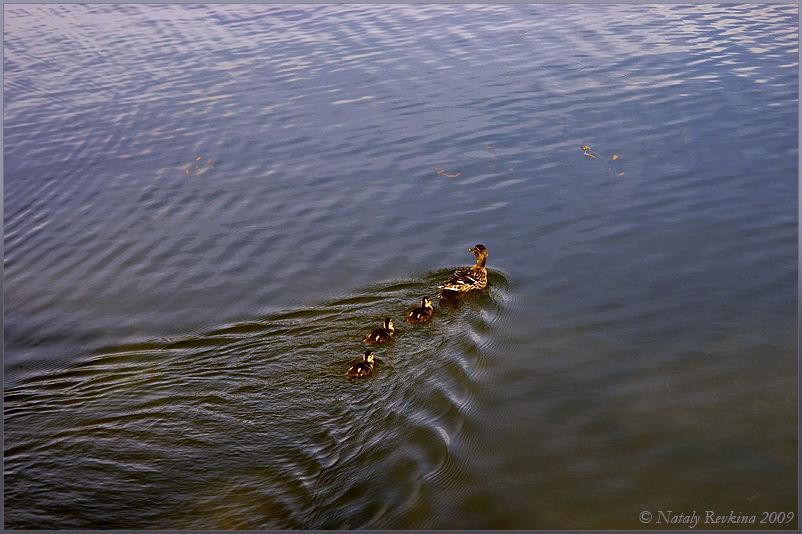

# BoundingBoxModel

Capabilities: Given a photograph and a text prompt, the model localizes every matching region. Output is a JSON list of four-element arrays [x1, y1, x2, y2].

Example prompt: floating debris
[[581, 146, 624, 176], [183, 155, 213, 175]]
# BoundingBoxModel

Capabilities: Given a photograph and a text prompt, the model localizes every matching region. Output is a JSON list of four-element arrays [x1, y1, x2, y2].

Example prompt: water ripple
[[5, 3, 797, 529], [4, 268, 511, 528]]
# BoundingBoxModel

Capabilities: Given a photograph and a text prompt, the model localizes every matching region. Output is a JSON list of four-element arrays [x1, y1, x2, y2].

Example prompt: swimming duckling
[[363, 318, 394, 344], [346, 350, 375, 377], [406, 297, 434, 323], [439, 244, 488, 296]]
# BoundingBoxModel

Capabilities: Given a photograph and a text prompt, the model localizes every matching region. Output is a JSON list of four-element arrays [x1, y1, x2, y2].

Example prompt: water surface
[[4, 4, 798, 529]]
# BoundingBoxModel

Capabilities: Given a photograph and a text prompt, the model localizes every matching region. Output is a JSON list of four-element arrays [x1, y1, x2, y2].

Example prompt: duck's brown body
[[347, 351, 375, 377], [439, 244, 488, 296], [363, 318, 394, 343], [406, 297, 434, 323]]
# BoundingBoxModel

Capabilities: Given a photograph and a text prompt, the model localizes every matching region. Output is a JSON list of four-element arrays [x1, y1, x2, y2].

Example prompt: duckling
[[346, 350, 375, 377], [439, 244, 488, 296], [406, 297, 434, 323], [363, 318, 394, 344]]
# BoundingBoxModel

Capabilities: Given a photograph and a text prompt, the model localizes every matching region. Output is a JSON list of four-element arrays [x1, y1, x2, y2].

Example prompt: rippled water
[[4, 4, 798, 529]]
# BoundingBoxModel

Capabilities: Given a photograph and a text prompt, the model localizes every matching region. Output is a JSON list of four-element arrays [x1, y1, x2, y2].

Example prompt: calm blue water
[[4, 4, 798, 529]]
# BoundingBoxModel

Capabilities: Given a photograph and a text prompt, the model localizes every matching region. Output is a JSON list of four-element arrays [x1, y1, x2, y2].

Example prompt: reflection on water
[[4, 3, 797, 529]]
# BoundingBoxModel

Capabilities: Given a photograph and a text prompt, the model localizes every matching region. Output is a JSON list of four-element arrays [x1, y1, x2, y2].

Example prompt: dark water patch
[[4, 271, 511, 529]]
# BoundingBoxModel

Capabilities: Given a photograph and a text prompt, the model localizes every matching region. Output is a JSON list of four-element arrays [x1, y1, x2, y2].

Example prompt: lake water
[[4, 3, 798, 529]]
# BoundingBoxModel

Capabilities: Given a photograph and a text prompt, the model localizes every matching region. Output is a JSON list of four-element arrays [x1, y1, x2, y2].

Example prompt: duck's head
[[363, 350, 375, 363], [470, 244, 488, 266], [421, 297, 433, 308], [470, 244, 487, 256], [383, 318, 394, 331]]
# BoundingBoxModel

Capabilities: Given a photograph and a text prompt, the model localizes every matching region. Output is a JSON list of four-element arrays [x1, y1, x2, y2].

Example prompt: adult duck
[[439, 244, 488, 297]]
